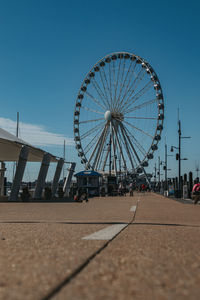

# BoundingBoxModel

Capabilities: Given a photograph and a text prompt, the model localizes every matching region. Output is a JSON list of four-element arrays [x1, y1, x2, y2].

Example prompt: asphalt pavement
[[0, 192, 200, 300]]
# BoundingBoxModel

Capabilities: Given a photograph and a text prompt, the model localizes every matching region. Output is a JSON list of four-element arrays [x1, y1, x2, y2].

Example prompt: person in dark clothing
[[74, 188, 88, 202], [80, 189, 89, 202]]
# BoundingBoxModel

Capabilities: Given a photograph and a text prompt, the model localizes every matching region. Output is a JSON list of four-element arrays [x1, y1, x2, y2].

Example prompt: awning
[[74, 170, 102, 177], [0, 128, 58, 162]]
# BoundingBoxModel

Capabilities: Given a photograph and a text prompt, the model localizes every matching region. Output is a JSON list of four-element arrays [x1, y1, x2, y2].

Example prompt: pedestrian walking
[[129, 182, 133, 196], [192, 181, 200, 204], [118, 182, 123, 196], [81, 189, 89, 202]]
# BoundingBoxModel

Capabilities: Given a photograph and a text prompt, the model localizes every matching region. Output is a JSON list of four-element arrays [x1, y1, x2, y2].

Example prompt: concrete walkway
[[0, 193, 200, 300]]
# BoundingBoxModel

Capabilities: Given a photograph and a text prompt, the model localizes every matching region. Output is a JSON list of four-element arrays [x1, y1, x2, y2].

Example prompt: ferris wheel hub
[[104, 110, 124, 122], [104, 110, 112, 121], [112, 112, 124, 121]]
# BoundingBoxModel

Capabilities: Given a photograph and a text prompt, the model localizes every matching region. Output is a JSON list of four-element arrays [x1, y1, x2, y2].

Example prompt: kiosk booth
[[74, 170, 102, 197]]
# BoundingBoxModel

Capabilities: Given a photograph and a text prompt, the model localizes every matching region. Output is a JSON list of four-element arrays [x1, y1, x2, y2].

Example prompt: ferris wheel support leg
[[110, 123, 117, 176], [51, 158, 64, 198], [9, 146, 29, 201], [121, 124, 152, 188], [63, 162, 76, 197], [141, 167, 152, 189], [33, 153, 51, 199]]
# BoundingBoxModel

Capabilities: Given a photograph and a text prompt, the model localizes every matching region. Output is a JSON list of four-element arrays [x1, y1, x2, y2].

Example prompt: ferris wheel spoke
[[116, 123, 135, 170], [102, 146, 110, 172], [84, 126, 104, 155], [80, 121, 105, 140], [101, 67, 112, 110], [99, 69, 110, 108], [124, 125, 147, 157], [124, 98, 157, 114], [118, 127, 136, 169], [122, 125, 138, 168], [132, 67, 146, 88], [121, 80, 153, 114], [119, 130, 133, 169], [95, 124, 109, 170], [110, 124, 117, 174], [85, 127, 105, 161], [114, 59, 129, 111], [123, 120, 154, 139], [87, 124, 107, 167], [79, 117, 104, 124], [113, 58, 122, 110], [115, 60, 134, 111], [112, 60, 116, 103], [114, 58, 126, 110], [81, 105, 104, 115], [91, 124, 109, 169], [91, 78, 108, 109], [118, 68, 146, 111], [85, 90, 106, 111], [124, 116, 157, 120], [116, 60, 138, 110], [108, 63, 114, 110], [121, 123, 143, 165], [112, 124, 128, 172], [101, 130, 111, 172], [120, 68, 147, 112], [122, 123, 151, 184]]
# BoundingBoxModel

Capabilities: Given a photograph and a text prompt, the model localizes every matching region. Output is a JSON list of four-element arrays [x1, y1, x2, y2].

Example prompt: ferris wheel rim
[[73, 51, 164, 174]]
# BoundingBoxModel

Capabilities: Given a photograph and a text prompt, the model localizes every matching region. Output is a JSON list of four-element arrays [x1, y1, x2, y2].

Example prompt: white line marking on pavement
[[82, 224, 127, 240], [130, 205, 137, 212]]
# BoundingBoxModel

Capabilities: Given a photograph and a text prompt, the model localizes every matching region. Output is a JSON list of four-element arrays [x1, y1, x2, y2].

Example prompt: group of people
[[118, 182, 126, 196], [74, 188, 88, 202], [118, 181, 150, 197], [73, 181, 200, 204]]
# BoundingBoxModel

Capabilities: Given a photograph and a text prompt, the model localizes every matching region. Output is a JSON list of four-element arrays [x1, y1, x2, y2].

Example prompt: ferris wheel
[[74, 52, 164, 175]]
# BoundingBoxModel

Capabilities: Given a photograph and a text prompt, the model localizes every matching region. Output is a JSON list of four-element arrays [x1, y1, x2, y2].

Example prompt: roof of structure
[[74, 170, 102, 177], [0, 128, 58, 162]]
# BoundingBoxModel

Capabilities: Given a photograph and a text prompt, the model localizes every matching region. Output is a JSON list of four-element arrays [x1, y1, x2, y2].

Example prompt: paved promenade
[[0, 193, 200, 300]]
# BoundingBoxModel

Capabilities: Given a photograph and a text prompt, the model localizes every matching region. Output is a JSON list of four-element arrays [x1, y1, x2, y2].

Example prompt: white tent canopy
[[0, 128, 58, 162]]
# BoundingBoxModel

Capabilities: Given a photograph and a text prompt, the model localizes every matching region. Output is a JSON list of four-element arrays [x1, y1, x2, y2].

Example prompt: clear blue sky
[[0, 0, 199, 181]]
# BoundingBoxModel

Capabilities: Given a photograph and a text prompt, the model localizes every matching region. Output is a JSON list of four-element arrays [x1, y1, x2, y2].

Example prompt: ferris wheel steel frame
[[73, 52, 164, 180]]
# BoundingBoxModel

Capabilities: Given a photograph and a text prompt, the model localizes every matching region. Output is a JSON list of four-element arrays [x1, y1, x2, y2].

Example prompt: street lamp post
[[157, 146, 172, 193], [154, 163, 157, 188], [158, 156, 160, 189], [165, 144, 167, 185], [164, 144, 172, 191], [178, 120, 181, 190], [171, 119, 190, 195]]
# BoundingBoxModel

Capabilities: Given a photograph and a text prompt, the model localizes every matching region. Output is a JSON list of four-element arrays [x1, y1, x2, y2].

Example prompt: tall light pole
[[164, 144, 172, 190], [63, 140, 66, 181], [178, 120, 181, 190], [158, 156, 160, 187], [171, 119, 190, 193], [165, 144, 167, 184], [109, 133, 112, 177], [154, 163, 157, 185]]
